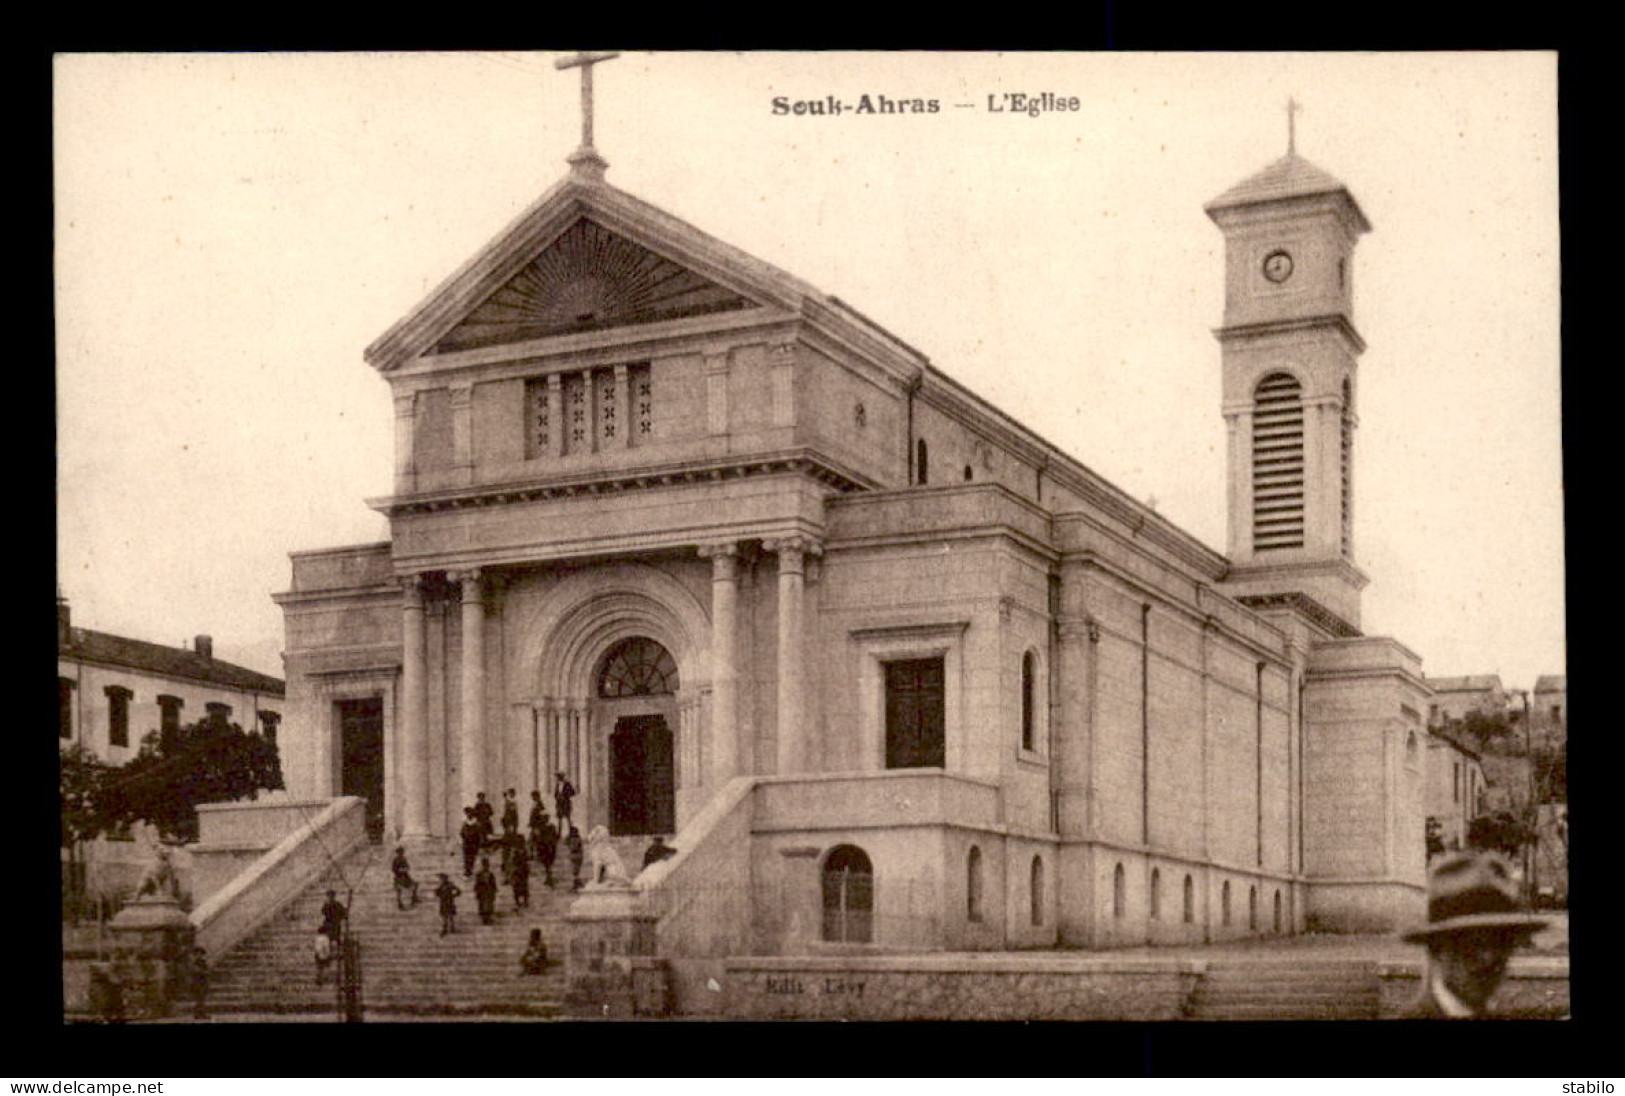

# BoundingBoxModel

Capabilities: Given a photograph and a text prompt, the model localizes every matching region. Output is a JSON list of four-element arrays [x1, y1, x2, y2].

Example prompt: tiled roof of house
[[59, 628, 284, 695], [1426, 674, 1504, 694], [1533, 674, 1567, 694]]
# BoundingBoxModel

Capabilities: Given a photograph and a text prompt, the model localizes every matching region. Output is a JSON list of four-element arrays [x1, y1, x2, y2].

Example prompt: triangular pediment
[[430, 216, 759, 355]]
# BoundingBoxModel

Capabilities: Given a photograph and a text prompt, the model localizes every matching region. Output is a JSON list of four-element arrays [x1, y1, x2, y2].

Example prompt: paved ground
[[82, 913, 1567, 1023]]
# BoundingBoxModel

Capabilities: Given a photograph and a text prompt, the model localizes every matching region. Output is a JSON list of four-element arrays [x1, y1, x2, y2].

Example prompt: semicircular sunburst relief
[[435, 219, 756, 353]]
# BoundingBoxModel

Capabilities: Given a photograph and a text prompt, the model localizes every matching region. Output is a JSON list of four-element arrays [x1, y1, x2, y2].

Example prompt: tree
[[1448, 708, 1517, 754], [98, 709, 284, 843], [1465, 810, 1535, 860], [60, 743, 118, 923]]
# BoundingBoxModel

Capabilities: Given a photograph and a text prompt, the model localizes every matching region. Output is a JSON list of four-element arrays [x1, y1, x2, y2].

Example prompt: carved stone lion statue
[[584, 825, 633, 890], [134, 843, 182, 902]]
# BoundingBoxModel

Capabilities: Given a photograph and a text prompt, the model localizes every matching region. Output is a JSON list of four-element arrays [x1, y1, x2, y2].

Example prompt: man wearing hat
[[1400, 849, 1547, 1018]]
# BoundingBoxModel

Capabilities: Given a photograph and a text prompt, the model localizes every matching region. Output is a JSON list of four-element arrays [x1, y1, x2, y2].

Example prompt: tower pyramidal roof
[[1205, 151, 1372, 232]]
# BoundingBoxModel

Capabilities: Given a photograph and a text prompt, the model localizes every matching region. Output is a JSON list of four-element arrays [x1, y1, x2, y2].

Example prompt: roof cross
[[1286, 95, 1302, 155], [556, 51, 620, 172]]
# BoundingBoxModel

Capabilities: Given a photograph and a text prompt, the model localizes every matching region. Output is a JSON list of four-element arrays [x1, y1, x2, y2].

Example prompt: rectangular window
[[206, 702, 232, 724], [157, 695, 184, 734], [260, 709, 281, 747], [884, 657, 945, 769], [59, 677, 76, 739], [105, 686, 133, 748]]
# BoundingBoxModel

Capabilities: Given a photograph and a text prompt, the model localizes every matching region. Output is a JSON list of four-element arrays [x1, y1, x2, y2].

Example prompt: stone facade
[[275, 134, 1431, 958]]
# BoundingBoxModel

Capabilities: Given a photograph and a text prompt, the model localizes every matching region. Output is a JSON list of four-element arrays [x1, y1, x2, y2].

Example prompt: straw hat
[[1401, 850, 1548, 944]]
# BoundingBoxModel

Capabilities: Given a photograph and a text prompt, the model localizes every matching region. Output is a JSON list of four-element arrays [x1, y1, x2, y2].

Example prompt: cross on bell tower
[[1286, 95, 1302, 153], [556, 50, 620, 182]]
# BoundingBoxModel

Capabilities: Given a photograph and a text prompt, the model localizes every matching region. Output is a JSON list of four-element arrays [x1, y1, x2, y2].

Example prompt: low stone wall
[[724, 954, 1202, 1020], [1376, 957, 1570, 1019], [190, 798, 331, 905], [189, 796, 365, 960]]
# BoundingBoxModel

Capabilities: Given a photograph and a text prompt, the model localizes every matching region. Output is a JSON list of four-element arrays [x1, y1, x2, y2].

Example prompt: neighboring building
[[275, 107, 1432, 948], [1424, 674, 1507, 728], [57, 596, 285, 910], [1424, 728, 1485, 855]]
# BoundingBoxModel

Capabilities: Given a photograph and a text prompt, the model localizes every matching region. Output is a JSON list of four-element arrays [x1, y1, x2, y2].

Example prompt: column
[[456, 569, 486, 807], [393, 390, 416, 494], [699, 542, 739, 786], [767, 536, 820, 774], [704, 349, 730, 436], [614, 364, 632, 449], [546, 374, 563, 459], [400, 575, 430, 839], [513, 701, 538, 801], [450, 382, 474, 477], [569, 704, 588, 826], [543, 703, 560, 786]]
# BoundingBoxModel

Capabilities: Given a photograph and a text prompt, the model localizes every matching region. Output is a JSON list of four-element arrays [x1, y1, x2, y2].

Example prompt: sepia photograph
[[55, 51, 1563, 1026]]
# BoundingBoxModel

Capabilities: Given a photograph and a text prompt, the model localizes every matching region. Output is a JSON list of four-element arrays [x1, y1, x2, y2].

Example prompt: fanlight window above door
[[596, 636, 679, 698]]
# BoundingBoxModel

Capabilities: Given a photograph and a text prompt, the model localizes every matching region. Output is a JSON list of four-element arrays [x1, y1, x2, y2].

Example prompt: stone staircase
[[1182, 959, 1381, 1021], [206, 839, 581, 1018]]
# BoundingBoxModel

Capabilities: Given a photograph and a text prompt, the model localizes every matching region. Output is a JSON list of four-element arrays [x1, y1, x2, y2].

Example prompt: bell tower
[[1207, 139, 1372, 633]]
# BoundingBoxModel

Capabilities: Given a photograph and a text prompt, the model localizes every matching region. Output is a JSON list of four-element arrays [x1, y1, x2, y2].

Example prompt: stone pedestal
[[563, 887, 658, 1018], [108, 896, 196, 1019]]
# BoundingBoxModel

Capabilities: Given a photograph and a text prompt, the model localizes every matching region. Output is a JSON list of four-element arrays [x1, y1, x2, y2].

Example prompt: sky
[[54, 51, 1563, 692]]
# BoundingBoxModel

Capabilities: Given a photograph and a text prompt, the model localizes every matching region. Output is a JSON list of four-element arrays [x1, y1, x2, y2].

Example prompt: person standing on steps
[[510, 846, 531, 911], [473, 791, 495, 849], [391, 846, 420, 910], [434, 873, 462, 937], [528, 790, 548, 856], [501, 788, 520, 840], [554, 771, 576, 828], [475, 856, 499, 925], [536, 810, 559, 887], [566, 825, 585, 891], [315, 889, 347, 985], [460, 807, 482, 877]]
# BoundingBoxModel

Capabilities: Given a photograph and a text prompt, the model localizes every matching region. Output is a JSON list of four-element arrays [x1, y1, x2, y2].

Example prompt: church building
[[275, 62, 1430, 951]]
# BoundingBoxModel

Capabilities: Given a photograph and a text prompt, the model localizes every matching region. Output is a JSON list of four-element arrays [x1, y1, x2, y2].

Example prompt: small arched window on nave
[[822, 845, 874, 944]]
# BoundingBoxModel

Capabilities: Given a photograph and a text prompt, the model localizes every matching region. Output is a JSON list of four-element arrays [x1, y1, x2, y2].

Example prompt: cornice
[[1234, 591, 1361, 639], [386, 308, 800, 385], [368, 448, 876, 519], [1213, 313, 1367, 356], [1064, 550, 1292, 669], [271, 583, 401, 607]]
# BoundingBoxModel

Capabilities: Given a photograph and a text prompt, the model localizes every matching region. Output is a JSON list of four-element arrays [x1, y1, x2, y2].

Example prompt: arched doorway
[[597, 636, 678, 836]]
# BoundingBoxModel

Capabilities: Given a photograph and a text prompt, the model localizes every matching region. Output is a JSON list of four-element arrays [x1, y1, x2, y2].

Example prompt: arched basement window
[[1113, 863, 1126, 919], [963, 464, 974, 482], [1151, 868, 1162, 920], [1021, 651, 1036, 752], [1030, 856, 1045, 926], [1183, 875, 1194, 924], [822, 845, 874, 943], [917, 439, 929, 485], [967, 845, 984, 922], [597, 636, 679, 697], [1222, 880, 1232, 925], [1252, 372, 1305, 552]]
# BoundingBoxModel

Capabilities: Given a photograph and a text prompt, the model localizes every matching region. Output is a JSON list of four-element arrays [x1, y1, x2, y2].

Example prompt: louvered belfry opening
[[1251, 372, 1305, 551]]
